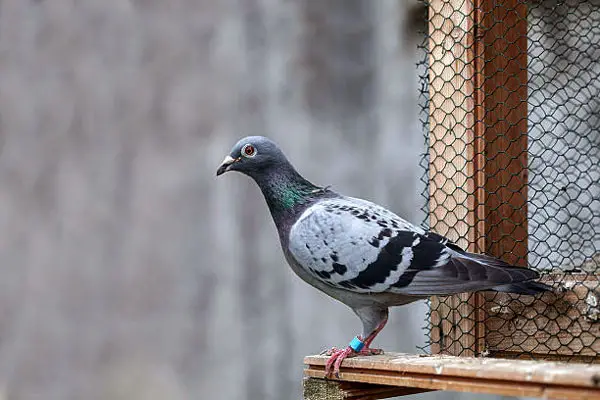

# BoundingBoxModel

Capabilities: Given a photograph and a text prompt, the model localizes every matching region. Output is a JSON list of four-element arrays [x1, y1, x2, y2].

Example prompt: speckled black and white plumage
[[217, 136, 551, 367], [289, 197, 431, 292], [288, 196, 545, 297]]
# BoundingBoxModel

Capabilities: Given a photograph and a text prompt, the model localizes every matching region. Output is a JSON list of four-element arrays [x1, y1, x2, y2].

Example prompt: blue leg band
[[349, 336, 365, 352]]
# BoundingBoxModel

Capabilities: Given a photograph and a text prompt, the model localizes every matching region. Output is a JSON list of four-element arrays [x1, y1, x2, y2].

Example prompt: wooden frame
[[427, 0, 600, 361], [427, 0, 535, 358], [304, 353, 600, 399]]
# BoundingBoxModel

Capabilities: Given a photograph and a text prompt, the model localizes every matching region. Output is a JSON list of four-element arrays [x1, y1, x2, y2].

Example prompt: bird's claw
[[323, 346, 385, 378], [324, 346, 355, 378], [320, 347, 338, 356]]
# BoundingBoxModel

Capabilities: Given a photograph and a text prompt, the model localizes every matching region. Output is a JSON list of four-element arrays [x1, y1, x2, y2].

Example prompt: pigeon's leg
[[355, 305, 389, 354], [359, 307, 389, 352], [324, 306, 389, 378]]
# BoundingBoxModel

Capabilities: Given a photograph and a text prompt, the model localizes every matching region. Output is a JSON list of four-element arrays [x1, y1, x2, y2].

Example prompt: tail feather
[[491, 281, 553, 295], [457, 251, 552, 295], [392, 248, 551, 296]]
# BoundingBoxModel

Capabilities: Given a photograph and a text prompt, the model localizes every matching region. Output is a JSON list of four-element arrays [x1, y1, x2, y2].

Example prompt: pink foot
[[324, 347, 353, 378], [322, 345, 384, 378]]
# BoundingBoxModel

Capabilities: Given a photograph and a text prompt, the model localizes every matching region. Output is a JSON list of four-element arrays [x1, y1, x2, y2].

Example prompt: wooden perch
[[304, 353, 600, 399]]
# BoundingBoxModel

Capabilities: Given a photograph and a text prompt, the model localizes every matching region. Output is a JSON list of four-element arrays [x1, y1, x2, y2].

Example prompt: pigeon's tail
[[491, 281, 553, 295], [390, 248, 553, 296], [454, 251, 553, 295]]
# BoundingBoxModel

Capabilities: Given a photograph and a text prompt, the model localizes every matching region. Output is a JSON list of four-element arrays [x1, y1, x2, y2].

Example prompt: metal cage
[[419, 0, 600, 361]]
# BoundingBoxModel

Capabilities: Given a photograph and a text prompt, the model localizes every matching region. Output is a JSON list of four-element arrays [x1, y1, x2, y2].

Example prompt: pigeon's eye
[[241, 144, 256, 158]]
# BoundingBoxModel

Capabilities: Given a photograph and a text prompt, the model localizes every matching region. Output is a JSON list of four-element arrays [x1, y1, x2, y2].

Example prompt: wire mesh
[[419, 0, 600, 361]]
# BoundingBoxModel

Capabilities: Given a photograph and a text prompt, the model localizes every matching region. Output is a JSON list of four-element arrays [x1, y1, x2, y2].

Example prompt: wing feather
[[288, 197, 543, 296], [288, 197, 432, 293]]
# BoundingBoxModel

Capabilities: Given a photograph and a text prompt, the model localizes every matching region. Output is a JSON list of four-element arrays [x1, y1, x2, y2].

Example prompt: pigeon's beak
[[216, 155, 237, 176]]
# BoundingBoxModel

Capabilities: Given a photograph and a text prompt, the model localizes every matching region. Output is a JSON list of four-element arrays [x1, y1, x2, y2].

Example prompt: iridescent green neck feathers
[[254, 169, 323, 216]]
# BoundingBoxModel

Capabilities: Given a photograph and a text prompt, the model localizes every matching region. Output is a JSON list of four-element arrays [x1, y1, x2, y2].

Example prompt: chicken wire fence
[[418, 0, 600, 361]]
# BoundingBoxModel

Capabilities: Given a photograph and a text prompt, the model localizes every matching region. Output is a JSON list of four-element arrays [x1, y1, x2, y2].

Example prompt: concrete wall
[[0, 1, 502, 399]]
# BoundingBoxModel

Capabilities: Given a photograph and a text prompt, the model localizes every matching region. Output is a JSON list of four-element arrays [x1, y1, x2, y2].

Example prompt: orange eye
[[242, 144, 256, 158]]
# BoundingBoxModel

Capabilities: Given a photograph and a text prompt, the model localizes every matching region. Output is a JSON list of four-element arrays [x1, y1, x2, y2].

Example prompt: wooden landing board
[[304, 353, 600, 399]]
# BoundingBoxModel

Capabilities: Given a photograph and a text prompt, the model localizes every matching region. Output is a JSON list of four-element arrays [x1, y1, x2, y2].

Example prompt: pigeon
[[216, 136, 551, 377]]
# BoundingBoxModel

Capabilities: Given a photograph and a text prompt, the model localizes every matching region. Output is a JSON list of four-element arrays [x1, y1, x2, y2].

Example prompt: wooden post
[[427, 0, 528, 356], [474, 0, 529, 266]]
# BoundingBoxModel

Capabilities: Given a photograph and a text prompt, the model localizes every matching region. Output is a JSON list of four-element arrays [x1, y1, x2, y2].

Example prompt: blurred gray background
[[0, 1, 521, 399]]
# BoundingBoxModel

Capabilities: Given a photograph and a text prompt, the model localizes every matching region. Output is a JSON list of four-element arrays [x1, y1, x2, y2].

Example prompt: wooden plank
[[430, 293, 484, 356], [304, 353, 600, 400], [427, 0, 477, 252], [427, 0, 483, 357], [305, 370, 600, 400], [303, 378, 434, 400], [484, 274, 600, 359], [305, 353, 600, 388], [427, 0, 529, 357], [474, 0, 529, 267]]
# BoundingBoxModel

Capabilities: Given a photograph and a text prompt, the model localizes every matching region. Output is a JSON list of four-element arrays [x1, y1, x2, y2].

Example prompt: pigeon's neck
[[253, 165, 323, 221]]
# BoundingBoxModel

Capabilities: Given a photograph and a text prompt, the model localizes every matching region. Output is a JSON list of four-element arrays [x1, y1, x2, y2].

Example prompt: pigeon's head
[[216, 136, 288, 178]]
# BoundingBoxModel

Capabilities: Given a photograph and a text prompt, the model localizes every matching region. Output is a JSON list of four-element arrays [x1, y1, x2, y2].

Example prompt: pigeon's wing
[[288, 197, 539, 295], [288, 197, 435, 293], [390, 248, 540, 295]]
